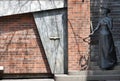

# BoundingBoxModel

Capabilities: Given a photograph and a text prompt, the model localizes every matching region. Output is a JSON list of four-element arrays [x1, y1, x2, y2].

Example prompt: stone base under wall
[[55, 70, 120, 81]]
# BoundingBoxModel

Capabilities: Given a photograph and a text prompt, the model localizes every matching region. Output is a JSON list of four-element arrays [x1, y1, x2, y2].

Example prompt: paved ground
[[0, 79, 54, 81]]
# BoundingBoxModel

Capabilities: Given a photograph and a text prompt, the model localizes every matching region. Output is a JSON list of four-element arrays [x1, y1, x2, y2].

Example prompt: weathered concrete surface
[[0, 79, 54, 81], [0, 0, 66, 17], [33, 9, 67, 74], [55, 70, 120, 81], [55, 74, 120, 81]]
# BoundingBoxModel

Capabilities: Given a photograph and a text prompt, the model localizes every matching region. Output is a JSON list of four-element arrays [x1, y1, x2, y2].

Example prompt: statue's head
[[100, 7, 111, 15]]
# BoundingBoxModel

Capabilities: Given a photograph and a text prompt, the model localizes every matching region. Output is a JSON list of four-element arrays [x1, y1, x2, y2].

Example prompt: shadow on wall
[[68, 19, 90, 70], [0, 13, 51, 74]]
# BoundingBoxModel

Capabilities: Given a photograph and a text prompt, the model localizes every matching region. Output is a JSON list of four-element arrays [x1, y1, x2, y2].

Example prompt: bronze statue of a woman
[[90, 7, 117, 70]]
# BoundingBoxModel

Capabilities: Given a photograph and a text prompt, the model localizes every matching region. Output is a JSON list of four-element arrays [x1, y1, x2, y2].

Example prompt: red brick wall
[[0, 14, 50, 73], [0, 0, 91, 73], [68, 0, 90, 71]]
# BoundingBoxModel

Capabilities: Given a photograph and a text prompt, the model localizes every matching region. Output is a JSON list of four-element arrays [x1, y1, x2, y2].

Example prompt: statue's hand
[[89, 32, 94, 37]]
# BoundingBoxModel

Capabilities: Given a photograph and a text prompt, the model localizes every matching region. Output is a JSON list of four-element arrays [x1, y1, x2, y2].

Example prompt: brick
[[68, 0, 90, 71], [0, 14, 50, 73]]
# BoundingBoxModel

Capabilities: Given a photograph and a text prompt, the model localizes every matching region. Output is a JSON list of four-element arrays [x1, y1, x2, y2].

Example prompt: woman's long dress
[[98, 18, 117, 70]]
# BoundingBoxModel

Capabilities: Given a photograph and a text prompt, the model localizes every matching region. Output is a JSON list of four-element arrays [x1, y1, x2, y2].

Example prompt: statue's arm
[[110, 18, 113, 30], [107, 18, 113, 33], [91, 22, 100, 35]]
